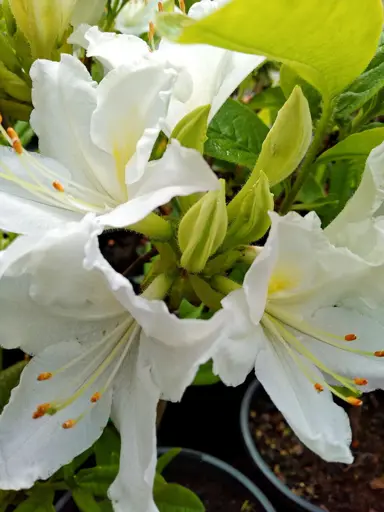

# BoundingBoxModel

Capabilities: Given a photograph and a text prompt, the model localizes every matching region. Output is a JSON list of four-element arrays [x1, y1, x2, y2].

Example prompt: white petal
[[71, 0, 105, 26], [91, 63, 177, 195], [99, 140, 219, 228], [82, 26, 150, 71], [30, 55, 120, 199], [0, 342, 112, 489], [109, 350, 160, 512], [255, 329, 353, 463], [115, 0, 158, 36], [304, 306, 384, 392], [84, 228, 225, 347], [213, 289, 263, 386]]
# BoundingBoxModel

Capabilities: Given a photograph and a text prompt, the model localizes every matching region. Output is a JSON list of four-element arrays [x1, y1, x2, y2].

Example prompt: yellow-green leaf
[[317, 128, 384, 164], [156, 0, 383, 101]]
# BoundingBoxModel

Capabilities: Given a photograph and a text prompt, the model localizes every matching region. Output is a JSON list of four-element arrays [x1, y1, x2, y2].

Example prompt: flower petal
[[71, 0, 105, 26], [91, 63, 177, 194], [109, 349, 160, 512], [99, 140, 219, 227], [115, 0, 158, 36], [303, 306, 384, 392], [0, 342, 112, 489], [255, 328, 353, 463], [213, 289, 263, 386], [30, 54, 120, 199]]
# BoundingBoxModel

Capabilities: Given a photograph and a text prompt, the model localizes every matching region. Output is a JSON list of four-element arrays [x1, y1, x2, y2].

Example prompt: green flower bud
[[9, 0, 77, 58], [178, 179, 228, 273], [223, 171, 273, 249], [228, 86, 312, 220]]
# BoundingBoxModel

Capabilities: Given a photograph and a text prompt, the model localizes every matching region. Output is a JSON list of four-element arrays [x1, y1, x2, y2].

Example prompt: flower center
[[32, 316, 139, 428], [0, 119, 118, 215], [260, 303, 382, 407]]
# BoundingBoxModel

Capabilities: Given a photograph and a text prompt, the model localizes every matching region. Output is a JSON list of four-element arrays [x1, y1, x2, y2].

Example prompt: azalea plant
[[0, 0, 384, 510]]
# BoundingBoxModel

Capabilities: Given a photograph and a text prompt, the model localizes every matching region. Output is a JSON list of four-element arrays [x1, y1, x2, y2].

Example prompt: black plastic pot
[[240, 380, 323, 512], [159, 447, 276, 512]]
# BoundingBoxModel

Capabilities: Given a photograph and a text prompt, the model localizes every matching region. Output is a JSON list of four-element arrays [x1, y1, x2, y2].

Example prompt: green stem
[[280, 101, 334, 214], [211, 275, 241, 295], [141, 273, 174, 300], [129, 212, 173, 241]]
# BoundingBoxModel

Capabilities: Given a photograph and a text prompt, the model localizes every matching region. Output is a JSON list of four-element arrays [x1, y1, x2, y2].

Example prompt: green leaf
[[247, 87, 286, 110], [178, 299, 204, 319], [72, 489, 102, 512], [156, 0, 382, 101], [317, 127, 384, 164], [204, 99, 269, 168], [157, 448, 182, 474], [61, 446, 94, 481], [171, 105, 210, 153], [335, 61, 384, 119], [0, 361, 27, 413], [75, 466, 118, 497], [192, 360, 221, 386], [98, 501, 113, 512], [189, 275, 224, 311], [94, 425, 120, 466], [154, 473, 168, 492], [154, 483, 205, 512], [14, 489, 54, 512]]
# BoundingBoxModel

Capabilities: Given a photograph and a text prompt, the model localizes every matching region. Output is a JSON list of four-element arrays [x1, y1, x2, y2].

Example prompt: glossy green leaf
[[157, 448, 182, 474], [0, 361, 27, 413], [171, 105, 210, 154], [94, 425, 120, 466], [317, 128, 384, 164], [247, 87, 286, 111], [204, 99, 269, 168], [178, 299, 204, 319], [14, 489, 54, 512], [75, 466, 118, 497], [192, 360, 221, 386], [156, 0, 383, 100], [154, 483, 205, 512], [72, 489, 102, 512], [280, 65, 321, 119]]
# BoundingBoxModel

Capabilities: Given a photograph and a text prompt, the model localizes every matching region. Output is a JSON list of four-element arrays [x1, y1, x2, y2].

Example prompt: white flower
[[73, 0, 265, 131], [326, 141, 384, 264], [213, 211, 384, 463], [0, 215, 224, 512], [0, 54, 219, 235], [115, 0, 159, 36]]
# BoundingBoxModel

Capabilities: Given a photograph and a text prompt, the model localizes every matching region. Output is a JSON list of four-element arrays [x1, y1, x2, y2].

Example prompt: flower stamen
[[37, 372, 53, 381], [52, 180, 65, 192], [346, 397, 363, 407], [90, 392, 101, 403], [6, 127, 23, 154], [354, 378, 368, 386], [345, 333, 357, 341], [62, 419, 76, 429], [314, 383, 324, 393]]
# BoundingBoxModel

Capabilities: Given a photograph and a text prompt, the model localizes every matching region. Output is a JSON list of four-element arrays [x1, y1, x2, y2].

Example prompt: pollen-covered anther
[[32, 402, 51, 419], [62, 419, 76, 429], [148, 22, 155, 43], [37, 372, 53, 381], [314, 383, 324, 393], [344, 333, 357, 342], [158, 1, 163, 11], [6, 127, 23, 154], [374, 351, 384, 357], [354, 378, 368, 386], [90, 392, 101, 403], [52, 180, 65, 193], [179, 0, 186, 12], [346, 397, 363, 407]]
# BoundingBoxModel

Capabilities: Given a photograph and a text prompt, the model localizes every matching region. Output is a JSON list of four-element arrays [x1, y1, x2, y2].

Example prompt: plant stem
[[280, 101, 334, 214]]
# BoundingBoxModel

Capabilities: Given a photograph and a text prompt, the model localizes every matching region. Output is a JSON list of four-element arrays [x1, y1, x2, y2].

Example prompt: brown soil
[[249, 390, 384, 512], [163, 456, 264, 512]]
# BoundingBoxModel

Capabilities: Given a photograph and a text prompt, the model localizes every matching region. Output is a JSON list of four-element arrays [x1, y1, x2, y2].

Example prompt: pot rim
[[240, 379, 322, 512], [158, 446, 276, 512]]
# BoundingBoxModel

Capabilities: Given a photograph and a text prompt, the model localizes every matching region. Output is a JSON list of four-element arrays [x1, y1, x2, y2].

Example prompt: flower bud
[[223, 171, 273, 249], [228, 86, 311, 220], [178, 179, 228, 273], [9, 0, 77, 58]]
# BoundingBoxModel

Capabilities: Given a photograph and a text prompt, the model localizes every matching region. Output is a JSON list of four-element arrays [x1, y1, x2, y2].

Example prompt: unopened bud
[[178, 179, 228, 273], [228, 86, 311, 220], [223, 171, 273, 250]]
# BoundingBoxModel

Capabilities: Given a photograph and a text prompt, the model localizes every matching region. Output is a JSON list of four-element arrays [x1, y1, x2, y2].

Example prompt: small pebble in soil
[[249, 390, 384, 512]]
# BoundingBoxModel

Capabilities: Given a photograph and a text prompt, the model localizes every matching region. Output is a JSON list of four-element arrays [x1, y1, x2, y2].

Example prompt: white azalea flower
[[326, 141, 384, 263], [0, 215, 224, 512], [0, 53, 218, 235], [73, 0, 266, 131], [115, 0, 159, 36], [213, 211, 384, 463]]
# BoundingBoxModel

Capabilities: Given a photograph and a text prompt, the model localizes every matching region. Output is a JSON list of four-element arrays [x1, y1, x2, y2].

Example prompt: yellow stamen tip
[[314, 383, 324, 393], [347, 397, 362, 407], [37, 403, 51, 414], [62, 419, 76, 429], [6, 127, 23, 154], [90, 392, 101, 403], [344, 333, 357, 341], [354, 378, 368, 386], [0, 113, 3, 124], [158, 1, 163, 11], [37, 372, 53, 381], [375, 351, 384, 357], [179, 0, 185, 12], [52, 180, 65, 193]]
